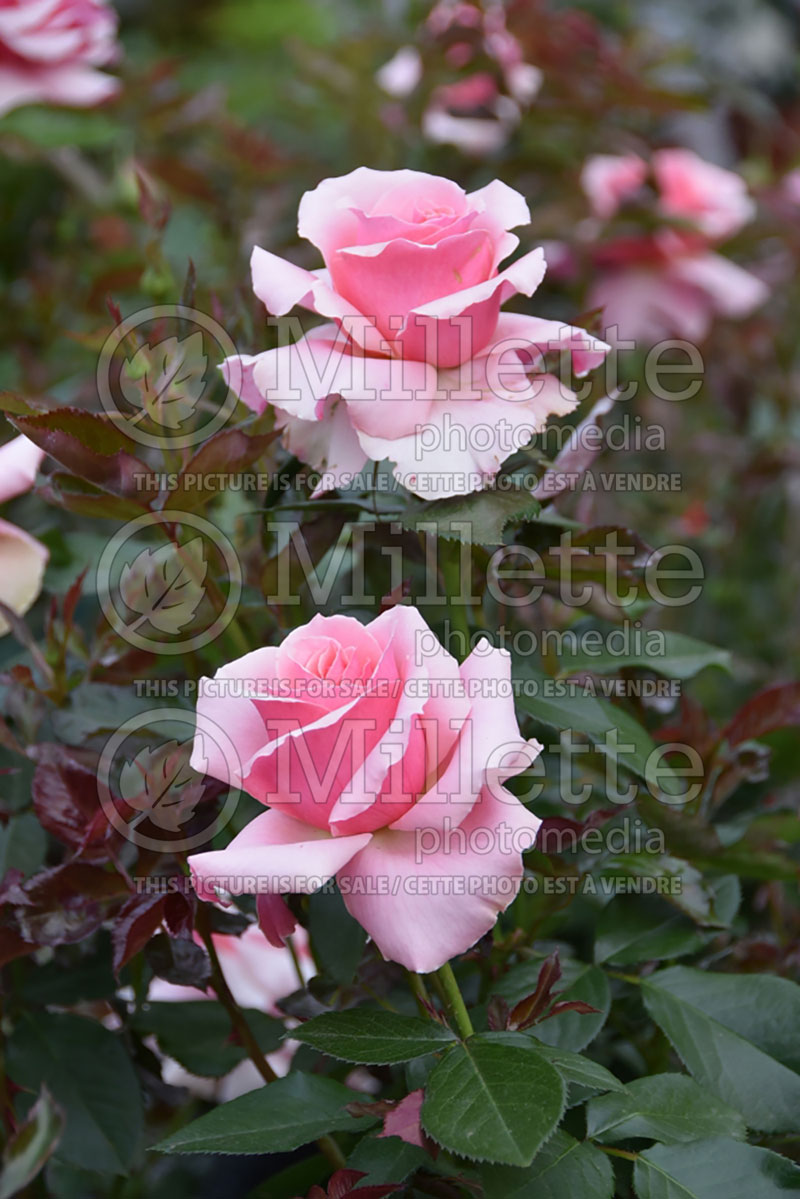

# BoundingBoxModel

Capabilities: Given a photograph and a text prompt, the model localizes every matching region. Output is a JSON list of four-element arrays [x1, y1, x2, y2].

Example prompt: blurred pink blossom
[[0, 0, 119, 116], [377, 0, 541, 156], [580, 153, 647, 220], [653, 148, 756, 239], [582, 149, 766, 343]]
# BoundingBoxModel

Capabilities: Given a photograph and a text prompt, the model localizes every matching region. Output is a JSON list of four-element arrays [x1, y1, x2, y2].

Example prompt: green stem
[[439, 538, 472, 656], [433, 962, 473, 1039]]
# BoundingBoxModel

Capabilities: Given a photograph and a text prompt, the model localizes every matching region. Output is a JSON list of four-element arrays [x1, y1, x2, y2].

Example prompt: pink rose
[[0, 0, 119, 117], [653, 148, 755, 240], [224, 167, 608, 500], [580, 153, 647, 220], [0, 435, 48, 635], [188, 607, 542, 974]]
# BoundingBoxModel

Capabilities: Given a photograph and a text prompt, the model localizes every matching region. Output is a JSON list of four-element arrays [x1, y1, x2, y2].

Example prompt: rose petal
[[188, 808, 372, 900], [396, 246, 547, 367], [338, 785, 541, 972], [0, 519, 48, 634], [0, 436, 45, 504]]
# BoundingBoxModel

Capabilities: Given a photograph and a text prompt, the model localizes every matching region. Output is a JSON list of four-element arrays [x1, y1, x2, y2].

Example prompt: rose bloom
[[581, 150, 767, 344], [188, 608, 542, 974], [0, 436, 48, 636], [147, 923, 313, 1099], [0, 0, 119, 117], [223, 167, 608, 500]]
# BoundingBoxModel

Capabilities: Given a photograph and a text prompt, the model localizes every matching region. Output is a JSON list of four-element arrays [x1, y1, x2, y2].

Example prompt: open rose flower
[[223, 167, 608, 500], [147, 923, 313, 1098], [581, 149, 767, 343], [188, 607, 542, 974], [0, 0, 119, 117], [0, 436, 48, 636]]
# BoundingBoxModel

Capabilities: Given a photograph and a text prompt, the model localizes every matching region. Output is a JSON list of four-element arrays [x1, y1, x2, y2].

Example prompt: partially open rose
[[0, 0, 119, 116], [188, 607, 542, 973], [0, 436, 47, 636], [224, 167, 608, 500]]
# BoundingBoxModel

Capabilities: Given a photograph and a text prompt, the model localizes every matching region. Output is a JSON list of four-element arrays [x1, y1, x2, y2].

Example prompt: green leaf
[[421, 1035, 565, 1166], [495, 959, 611, 1051], [514, 666, 685, 797], [586, 1074, 746, 1144], [482, 1129, 615, 1198], [347, 1135, 429, 1184], [531, 1044, 625, 1105], [0, 107, 119, 149], [41, 472, 150, 521], [594, 894, 708, 966], [291, 1010, 457, 1064], [156, 1072, 377, 1155], [599, 855, 724, 926], [642, 967, 800, 1131], [19, 947, 115, 1006], [132, 1002, 283, 1077], [6, 1013, 143, 1176], [557, 630, 731, 680], [402, 486, 540, 546], [633, 1138, 800, 1198], [636, 792, 798, 882], [0, 811, 46, 880], [307, 885, 367, 985], [0, 1087, 64, 1199], [51, 683, 160, 745]]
